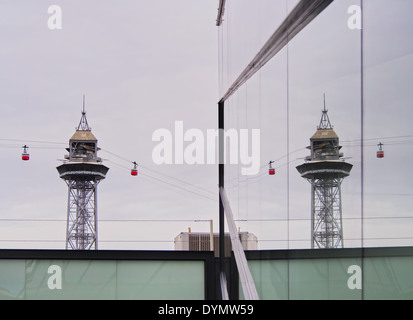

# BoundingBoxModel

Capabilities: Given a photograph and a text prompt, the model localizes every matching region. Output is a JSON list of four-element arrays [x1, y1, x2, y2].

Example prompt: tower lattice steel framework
[[57, 99, 109, 250], [296, 98, 352, 249]]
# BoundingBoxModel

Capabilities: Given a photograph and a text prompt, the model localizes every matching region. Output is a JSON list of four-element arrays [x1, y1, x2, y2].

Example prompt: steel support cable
[[101, 149, 216, 198], [2, 133, 413, 151], [341, 135, 413, 144], [220, 272, 229, 300], [140, 171, 217, 202], [140, 165, 216, 197], [219, 0, 334, 104], [216, 0, 227, 26], [106, 158, 217, 202], [3, 236, 413, 244], [219, 186, 259, 300], [3, 134, 413, 151], [0, 138, 65, 145], [3, 215, 413, 223]]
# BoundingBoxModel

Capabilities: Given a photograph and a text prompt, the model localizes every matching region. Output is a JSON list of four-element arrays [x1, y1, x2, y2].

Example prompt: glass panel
[[0, 260, 25, 300], [117, 260, 205, 300], [25, 260, 117, 300], [363, 0, 413, 247], [223, 0, 290, 250], [288, 0, 362, 249], [0, 258, 205, 300], [289, 258, 362, 300], [364, 256, 413, 300], [245, 260, 289, 300], [222, 0, 363, 252], [245, 256, 365, 300], [221, 0, 298, 93]]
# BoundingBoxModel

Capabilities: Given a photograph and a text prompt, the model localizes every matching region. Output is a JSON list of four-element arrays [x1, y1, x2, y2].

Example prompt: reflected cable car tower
[[57, 97, 109, 250], [296, 96, 352, 249]]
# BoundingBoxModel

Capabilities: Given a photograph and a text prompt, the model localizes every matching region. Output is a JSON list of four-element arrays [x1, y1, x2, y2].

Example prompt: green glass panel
[[245, 258, 363, 300], [0, 259, 205, 300], [289, 258, 362, 300], [25, 260, 117, 300], [0, 260, 25, 300], [117, 260, 205, 300], [245, 260, 289, 300], [364, 256, 413, 300]]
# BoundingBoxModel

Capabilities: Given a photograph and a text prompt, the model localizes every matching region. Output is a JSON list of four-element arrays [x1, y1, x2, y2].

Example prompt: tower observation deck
[[57, 99, 109, 250], [296, 98, 352, 249]]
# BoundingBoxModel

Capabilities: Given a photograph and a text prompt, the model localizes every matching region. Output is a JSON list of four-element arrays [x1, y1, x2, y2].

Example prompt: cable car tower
[[56, 98, 109, 250], [296, 96, 352, 249]]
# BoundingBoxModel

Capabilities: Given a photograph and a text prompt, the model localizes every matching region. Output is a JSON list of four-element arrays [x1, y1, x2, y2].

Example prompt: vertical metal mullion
[[360, 0, 365, 300], [311, 181, 315, 249], [94, 180, 98, 250], [65, 180, 72, 249], [218, 100, 225, 280]]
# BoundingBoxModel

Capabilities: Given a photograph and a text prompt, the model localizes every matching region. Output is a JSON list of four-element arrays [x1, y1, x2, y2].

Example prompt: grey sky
[[0, 1, 219, 249]]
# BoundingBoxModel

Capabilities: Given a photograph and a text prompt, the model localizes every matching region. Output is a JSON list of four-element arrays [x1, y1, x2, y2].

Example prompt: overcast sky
[[0, 0, 412, 250]]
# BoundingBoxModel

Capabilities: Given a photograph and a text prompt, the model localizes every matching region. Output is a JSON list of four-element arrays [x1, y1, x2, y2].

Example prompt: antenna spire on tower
[[318, 94, 333, 129], [77, 95, 91, 131]]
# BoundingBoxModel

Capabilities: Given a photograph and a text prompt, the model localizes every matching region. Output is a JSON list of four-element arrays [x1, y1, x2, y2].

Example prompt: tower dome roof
[[310, 128, 339, 141], [70, 130, 97, 142]]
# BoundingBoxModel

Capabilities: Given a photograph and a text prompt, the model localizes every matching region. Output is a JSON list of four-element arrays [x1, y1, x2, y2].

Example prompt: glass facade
[[219, 0, 413, 251], [0, 248, 412, 300], [241, 248, 413, 300], [245, 256, 413, 300], [0, 256, 206, 300], [363, 0, 413, 248], [220, 0, 364, 251], [216, 0, 413, 301]]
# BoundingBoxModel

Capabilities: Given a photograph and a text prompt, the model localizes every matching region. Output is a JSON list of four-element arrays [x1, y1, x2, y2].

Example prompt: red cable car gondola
[[268, 161, 275, 175], [377, 143, 384, 158], [131, 161, 138, 176], [22, 145, 30, 161]]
